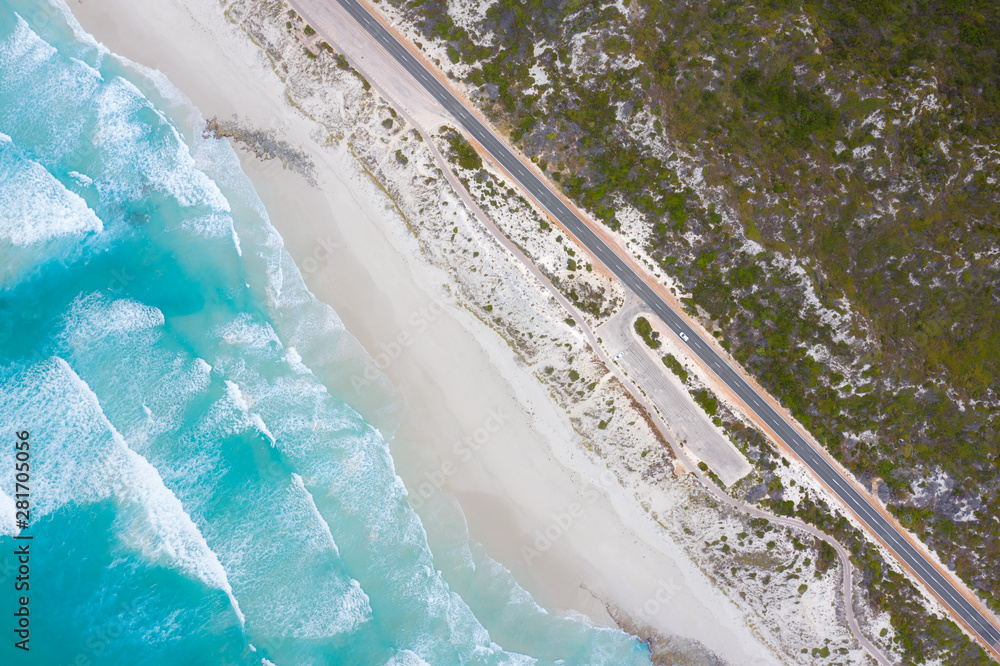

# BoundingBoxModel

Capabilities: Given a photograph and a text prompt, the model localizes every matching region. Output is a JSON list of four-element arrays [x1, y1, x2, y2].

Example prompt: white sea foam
[[60, 293, 220, 456], [198, 300, 496, 651], [291, 473, 341, 557], [51, 0, 104, 54], [198, 381, 256, 442], [224, 379, 250, 412], [216, 312, 280, 351], [188, 401, 373, 638], [0, 15, 102, 162], [0, 143, 103, 246], [70, 33, 396, 420], [90, 76, 231, 212], [283, 347, 313, 377], [224, 379, 276, 444], [68, 170, 93, 186], [1, 15, 233, 225], [0, 6, 556, 660], [45, 306, 373, 646], [230, 368, 502, 651], [158, 126, 232, 212], [63, 293, 165, 341], [273, 479, 372, 638], [48, 0, 244, 263], [0, 15, 55, 90], [116, 442, 246, 626], [180, 211, 241, 254], [384, 651, 433, 666], [0, 489, 16, 537], [0, 358, 244, 625]]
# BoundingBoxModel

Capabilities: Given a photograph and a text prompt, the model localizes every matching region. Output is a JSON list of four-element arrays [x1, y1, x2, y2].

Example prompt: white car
[[614, 351, 625, 361], [679, 332, 689, 342]]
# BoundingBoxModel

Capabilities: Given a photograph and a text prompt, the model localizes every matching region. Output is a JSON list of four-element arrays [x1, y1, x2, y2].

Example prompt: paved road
[[598, 297, 752, 487], [318, 0, 1000, 651]]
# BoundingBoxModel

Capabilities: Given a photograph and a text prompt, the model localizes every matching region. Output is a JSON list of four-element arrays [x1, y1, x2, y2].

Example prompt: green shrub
[[693, 389, 719, 416], [444, 129, 482, 170], [634, 316, 661, 349], [662, 353, 688, 382]]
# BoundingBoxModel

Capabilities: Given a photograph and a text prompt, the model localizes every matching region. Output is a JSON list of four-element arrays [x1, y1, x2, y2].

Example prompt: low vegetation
[[381, 0, 999, 659], [634, 316, 661, 349], [693, 388, 719, 417], [442, 127, 482, 171], [662, 353, 688, 382]]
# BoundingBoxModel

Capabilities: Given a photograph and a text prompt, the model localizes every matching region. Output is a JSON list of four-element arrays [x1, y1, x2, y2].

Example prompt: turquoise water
[[0, 3, 653, 664]]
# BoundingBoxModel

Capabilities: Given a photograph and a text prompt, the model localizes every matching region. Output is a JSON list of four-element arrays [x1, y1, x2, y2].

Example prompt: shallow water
[[0, 2, 653, 664]]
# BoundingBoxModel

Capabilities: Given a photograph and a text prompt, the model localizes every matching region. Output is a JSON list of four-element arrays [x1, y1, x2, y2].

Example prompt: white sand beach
[[64, 0, 803, 662]]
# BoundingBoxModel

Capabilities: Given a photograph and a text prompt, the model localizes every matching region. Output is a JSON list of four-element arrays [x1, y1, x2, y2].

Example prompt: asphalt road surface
[[327, 0, 1000, 650], [597, 298, 752, 486]]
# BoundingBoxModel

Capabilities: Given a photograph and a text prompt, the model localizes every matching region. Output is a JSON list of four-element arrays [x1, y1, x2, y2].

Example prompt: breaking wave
[[0, 2, 653, 664]]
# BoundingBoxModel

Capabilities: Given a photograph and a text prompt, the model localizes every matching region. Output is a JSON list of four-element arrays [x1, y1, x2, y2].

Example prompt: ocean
[[0, 1, 653, 663]]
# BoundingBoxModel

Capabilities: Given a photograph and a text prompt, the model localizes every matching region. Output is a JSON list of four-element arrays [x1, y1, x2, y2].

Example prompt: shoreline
[[60, 0, 860, 662]]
